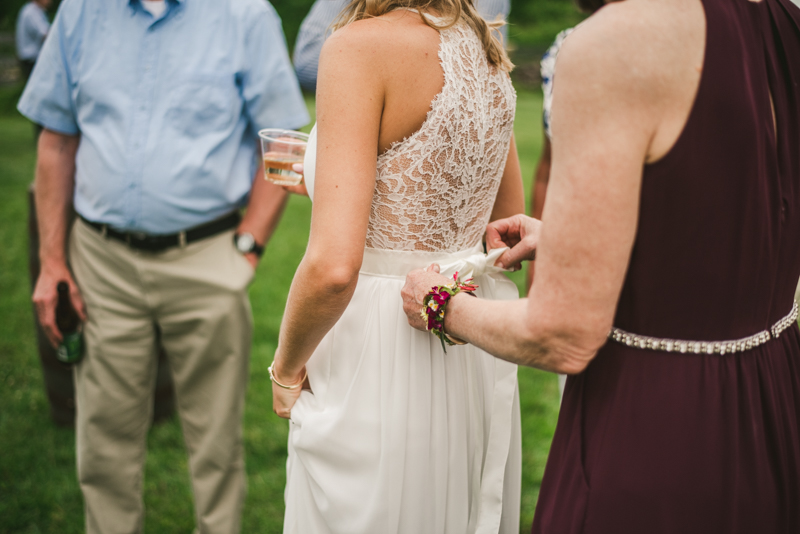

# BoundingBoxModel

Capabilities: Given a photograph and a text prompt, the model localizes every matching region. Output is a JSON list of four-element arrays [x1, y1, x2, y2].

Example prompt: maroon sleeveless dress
[[532, 0, 800, 532]]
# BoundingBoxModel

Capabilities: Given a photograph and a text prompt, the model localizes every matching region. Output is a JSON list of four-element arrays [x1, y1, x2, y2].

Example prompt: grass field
[[0, 88, 558, 533]]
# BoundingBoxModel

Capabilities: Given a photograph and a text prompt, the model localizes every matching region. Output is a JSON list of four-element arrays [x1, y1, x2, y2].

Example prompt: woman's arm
[[271, 24, 385, 415], [402, 2, 688, 373], [531, 134, 552, 221], [527, 133, 551, 288], [489, 133, 525, 223]]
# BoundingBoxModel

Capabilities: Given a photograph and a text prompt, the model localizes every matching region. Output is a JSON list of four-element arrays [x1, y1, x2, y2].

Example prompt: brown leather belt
[[79, 211, 241, 253]]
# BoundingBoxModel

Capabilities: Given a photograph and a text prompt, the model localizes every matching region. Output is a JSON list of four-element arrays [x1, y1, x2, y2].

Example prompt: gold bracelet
[[444, 333, 468, 345], [268, 363, 307, 390]]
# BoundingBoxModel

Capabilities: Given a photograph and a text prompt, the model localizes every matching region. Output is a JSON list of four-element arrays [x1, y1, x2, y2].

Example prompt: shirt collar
[[128, 0, 184, 8], [127, 0, 184, 18]]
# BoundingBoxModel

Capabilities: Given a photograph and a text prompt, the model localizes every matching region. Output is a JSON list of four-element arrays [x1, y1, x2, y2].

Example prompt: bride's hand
[[280, 163, 309, 197], [271, 359, 310, 419], [486, 214, 542, 271], [401, 264, 451, 332]]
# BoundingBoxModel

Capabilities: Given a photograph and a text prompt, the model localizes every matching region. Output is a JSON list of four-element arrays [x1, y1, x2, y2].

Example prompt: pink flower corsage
[[420, 272, 478, 352]]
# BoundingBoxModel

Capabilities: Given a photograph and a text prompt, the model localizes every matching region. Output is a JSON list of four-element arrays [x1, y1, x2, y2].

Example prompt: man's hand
[[243, 252, 259, 271], [401, 264, 451, 332], [32, 262, 86, 348], [486, 214, 543, 271]]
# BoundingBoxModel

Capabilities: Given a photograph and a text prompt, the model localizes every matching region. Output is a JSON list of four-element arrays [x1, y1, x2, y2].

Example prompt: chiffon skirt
[[283, 245, 522, 534], [532, 328, 800, 534]]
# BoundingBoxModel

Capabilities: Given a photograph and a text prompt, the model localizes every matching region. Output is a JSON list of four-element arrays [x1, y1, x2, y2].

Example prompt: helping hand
[[486, 214, 543, 271], [401, 264, 451, 332], [280, 164, 309, 197]]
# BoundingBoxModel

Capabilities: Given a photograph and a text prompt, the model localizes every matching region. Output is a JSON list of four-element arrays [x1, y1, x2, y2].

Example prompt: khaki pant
[[69, 219, 254, 534]]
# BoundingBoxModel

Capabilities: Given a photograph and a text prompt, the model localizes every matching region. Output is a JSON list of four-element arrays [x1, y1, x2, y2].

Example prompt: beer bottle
[[55, 281, 83, 363]]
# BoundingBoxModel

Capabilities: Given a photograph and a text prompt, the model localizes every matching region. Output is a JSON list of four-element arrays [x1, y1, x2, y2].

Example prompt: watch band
[[234, 233, 265, 257], [250, 241, 265, 257]]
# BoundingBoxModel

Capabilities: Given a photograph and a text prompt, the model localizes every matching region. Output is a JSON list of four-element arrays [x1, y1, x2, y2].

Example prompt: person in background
[[15, 0, 51, 138], [293, 0, 511, 91], [15, 0, 51, 83], [17, 0, 308, 532]]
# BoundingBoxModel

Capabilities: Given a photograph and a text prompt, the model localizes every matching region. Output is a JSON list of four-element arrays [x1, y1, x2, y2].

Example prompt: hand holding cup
[[259, 129, 308, 187]]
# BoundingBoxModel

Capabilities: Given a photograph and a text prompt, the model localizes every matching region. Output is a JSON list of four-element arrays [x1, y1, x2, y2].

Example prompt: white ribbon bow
[[436, 247, 509, 279]]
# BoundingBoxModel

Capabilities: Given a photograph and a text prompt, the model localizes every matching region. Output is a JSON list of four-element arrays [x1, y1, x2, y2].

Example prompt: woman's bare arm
[[271, 24, 385, 401], [272, 12, 445, 417], [402, 0, 705, 373]]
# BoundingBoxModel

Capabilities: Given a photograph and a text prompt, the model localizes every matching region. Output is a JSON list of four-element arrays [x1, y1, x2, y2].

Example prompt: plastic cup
[[258, 129, 309, 186]]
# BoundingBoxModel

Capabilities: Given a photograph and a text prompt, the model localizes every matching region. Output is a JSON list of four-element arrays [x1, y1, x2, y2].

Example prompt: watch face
[[236, 233, 255, 253]]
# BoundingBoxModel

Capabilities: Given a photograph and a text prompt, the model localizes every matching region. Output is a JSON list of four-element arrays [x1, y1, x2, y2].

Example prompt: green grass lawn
[[0, 89, 558, 533]]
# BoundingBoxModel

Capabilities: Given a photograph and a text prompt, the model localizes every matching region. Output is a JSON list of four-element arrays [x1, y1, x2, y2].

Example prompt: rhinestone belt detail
[[608, 302, 799, 355]]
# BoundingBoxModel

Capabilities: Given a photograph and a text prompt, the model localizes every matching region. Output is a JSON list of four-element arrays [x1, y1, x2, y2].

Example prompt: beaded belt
[[608, 301, 799, 355]]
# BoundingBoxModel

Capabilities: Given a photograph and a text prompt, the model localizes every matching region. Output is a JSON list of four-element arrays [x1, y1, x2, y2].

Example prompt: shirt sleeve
[[477, 0, 510, 42], [17, 8, 78, 135], [292, 0, 347, 92], [31, 7, 51, 40], [240, 4, 310, 134]]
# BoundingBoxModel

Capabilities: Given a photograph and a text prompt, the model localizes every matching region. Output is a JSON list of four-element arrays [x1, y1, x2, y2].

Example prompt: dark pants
[[19, 59, 43, 140], [19, 59, 36, 82]]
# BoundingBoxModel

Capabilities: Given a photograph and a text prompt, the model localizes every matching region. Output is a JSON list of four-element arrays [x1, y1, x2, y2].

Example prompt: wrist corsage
[[420, 272, 478, 352]]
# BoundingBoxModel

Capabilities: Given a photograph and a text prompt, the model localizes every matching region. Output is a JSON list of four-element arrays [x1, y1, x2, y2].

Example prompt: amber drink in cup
[[259, 129, 308, 186]]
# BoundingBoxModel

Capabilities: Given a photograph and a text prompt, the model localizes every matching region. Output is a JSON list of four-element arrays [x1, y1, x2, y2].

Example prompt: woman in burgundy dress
[[402, 0, 800, 531]]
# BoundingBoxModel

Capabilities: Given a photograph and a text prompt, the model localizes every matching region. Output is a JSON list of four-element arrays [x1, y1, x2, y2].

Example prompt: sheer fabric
[[291, 15, 522, 534], [367, 18, 516, 252]]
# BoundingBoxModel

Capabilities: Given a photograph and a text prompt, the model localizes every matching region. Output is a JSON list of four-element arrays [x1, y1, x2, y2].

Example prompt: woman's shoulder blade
[[323, 11, 440, 64]]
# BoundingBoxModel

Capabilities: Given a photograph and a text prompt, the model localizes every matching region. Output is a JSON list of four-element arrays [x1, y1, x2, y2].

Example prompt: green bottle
[[55, 282, 83, 364]]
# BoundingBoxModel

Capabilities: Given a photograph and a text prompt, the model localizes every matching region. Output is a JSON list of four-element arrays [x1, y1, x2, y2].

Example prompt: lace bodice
[[367, 17, 516, 252]]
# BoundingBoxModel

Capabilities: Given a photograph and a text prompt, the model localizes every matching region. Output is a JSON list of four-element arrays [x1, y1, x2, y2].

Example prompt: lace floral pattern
[[366, 20, 517, 252]]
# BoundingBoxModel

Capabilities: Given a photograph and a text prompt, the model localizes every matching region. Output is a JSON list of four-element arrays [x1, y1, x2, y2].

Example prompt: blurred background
[[0, 1, 587, 532]]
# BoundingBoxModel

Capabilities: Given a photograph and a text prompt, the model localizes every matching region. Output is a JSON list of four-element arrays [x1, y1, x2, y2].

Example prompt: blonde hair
[[333, 0, 513, 72]]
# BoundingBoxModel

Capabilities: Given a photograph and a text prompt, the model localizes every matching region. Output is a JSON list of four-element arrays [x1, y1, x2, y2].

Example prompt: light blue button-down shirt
[[293, 0, 511, 91], [15, 2, 50, 61], [18, 0, 309, 234]]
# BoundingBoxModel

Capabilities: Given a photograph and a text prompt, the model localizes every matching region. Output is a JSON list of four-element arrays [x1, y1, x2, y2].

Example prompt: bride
[[270, 1, 524, 532]]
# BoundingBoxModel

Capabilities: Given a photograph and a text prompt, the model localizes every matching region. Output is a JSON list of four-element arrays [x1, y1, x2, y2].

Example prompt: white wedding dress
[[285, 13, 521, 534]]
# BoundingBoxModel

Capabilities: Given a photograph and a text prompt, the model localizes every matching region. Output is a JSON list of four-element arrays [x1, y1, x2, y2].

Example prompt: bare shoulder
[[554, 0, 705, 159], [559, 0, 703, 89], [320, 10, 441, 76]]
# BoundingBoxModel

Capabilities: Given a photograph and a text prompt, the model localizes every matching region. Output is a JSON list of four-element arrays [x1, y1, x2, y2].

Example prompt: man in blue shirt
[[15, 0, 52, 82], [292, 0, 511, 91], [18, 0, 308, 532]]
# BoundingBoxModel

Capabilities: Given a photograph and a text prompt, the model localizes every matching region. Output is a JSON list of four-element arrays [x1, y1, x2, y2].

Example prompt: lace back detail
[[366, 19, 517, 252]]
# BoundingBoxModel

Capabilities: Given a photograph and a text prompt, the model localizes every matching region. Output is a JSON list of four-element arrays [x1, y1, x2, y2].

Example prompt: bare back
[[372, 10, 446, 155], [369, 11, 517, 252]]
